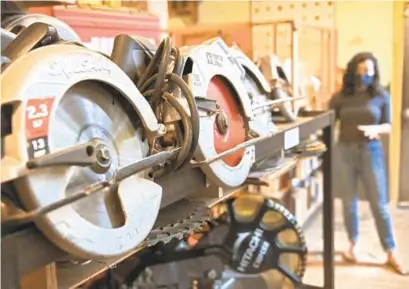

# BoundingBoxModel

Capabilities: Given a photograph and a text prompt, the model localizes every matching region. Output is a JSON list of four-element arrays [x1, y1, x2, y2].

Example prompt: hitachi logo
[[237, 228, 270, 272]]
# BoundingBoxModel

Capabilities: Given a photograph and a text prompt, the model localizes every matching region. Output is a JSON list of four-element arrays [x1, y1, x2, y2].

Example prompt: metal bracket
[[196, 97, 220, 114], [25, 139, 103, 169], [2, 149, 180, 227], [252, 95, 305, 111], [191, 132, 274, 166]]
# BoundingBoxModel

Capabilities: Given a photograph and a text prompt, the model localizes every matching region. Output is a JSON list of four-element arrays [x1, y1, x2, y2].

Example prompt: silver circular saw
[[229, 46, 277, 133], [1, 44, 165, 259], [257, 54, 301, 122]]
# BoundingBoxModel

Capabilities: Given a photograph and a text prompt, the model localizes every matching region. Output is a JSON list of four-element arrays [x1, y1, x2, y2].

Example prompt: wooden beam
[[389, 1, 406, 204], [21, 264, 58, 289]]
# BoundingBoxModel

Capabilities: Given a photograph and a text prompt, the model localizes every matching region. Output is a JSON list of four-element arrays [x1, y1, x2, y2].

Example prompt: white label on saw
[[284, 127, 300, 150]]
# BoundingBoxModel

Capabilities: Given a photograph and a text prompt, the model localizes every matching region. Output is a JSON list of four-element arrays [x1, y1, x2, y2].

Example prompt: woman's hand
[[358, 125, 380, 140], [358, 124, 391, 140]]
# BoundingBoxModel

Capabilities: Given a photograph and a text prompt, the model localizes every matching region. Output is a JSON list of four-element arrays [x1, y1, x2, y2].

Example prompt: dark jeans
[[337, 140, 396, 251]]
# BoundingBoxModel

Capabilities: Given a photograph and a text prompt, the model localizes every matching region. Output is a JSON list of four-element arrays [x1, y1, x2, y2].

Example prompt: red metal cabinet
[[29, 6, 161, 44]]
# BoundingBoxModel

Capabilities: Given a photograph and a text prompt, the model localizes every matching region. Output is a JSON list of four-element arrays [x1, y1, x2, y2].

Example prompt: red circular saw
[[179, 38, 262, 188]]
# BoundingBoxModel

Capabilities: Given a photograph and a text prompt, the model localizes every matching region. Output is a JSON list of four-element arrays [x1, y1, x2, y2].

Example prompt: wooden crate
[[168, 22, 253, 58]]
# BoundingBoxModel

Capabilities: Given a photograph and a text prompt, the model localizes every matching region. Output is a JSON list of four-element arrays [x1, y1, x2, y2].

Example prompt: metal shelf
[[1, 110, 335, 289]]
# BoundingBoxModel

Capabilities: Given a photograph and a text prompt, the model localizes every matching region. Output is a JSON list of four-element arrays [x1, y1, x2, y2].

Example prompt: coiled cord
[[137, 37, 199, 176]]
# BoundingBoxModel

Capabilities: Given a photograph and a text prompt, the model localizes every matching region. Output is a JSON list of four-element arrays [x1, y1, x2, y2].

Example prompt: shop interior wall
[[390, 1, 406, 204], [170, 0, 394, 85], [334, 1, 394, 86], [168, 0, 397, 201]]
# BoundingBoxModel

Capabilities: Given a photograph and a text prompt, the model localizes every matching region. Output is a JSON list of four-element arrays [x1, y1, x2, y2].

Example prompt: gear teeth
[[267, 199, 308, 281], [143, 197, 307, 285], [146, 202, 211, 247]]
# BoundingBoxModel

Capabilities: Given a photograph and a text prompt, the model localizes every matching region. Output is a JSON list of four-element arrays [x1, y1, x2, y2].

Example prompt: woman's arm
[[358, 123, 391, 136], [376, 123, 391, 134]]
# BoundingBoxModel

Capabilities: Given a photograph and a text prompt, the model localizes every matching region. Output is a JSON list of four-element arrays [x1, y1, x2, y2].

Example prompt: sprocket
[[223, 194, 307, 283], [114, 194, 308, 289]]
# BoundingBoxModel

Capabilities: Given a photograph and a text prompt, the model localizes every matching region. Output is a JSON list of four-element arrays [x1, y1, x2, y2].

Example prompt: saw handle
[[111, 34, 145, 81], [25, 139, 101, 170], [2, 22, 60, 63]]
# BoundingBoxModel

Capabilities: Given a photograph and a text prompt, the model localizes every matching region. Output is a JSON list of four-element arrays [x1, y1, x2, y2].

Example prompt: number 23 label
[[25, 98, 54, 140]]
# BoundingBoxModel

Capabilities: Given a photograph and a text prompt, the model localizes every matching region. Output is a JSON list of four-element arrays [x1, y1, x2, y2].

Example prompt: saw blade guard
[[229, 47, 276, 136], [1, 28, 15, 51], [4, 13, 81, 41], [110, 34, 158, 82], [179, 38, 258, 188], [1, 44, 163, 259]]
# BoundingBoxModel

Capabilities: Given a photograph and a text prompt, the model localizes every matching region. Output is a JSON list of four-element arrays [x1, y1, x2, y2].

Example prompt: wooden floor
[[302, 199, 409, 289]]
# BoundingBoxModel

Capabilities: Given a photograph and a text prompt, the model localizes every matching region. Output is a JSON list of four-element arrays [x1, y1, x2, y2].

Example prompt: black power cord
[[137, 37, 200, 177]]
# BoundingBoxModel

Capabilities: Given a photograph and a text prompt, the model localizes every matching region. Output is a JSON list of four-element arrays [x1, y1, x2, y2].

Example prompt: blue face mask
[[361, 75, 374, 86]]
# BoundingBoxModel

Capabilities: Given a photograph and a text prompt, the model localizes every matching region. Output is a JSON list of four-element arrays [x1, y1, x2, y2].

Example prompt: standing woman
[[329, 52, 406, 274]]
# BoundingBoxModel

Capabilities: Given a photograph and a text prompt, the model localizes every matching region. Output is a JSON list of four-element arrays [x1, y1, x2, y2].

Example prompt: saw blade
[[147, 199, 211, 247], [51, 81, 146, 229]]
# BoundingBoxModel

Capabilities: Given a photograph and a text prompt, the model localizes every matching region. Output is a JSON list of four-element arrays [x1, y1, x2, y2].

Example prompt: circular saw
[[1, 44, 166, 259], [257, 54, 302, 122], [229, 46, 277, 133], [179, 38, 274, 188]]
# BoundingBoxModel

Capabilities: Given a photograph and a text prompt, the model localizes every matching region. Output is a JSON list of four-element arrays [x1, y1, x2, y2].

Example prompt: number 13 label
[[28, 136, 49, 159]]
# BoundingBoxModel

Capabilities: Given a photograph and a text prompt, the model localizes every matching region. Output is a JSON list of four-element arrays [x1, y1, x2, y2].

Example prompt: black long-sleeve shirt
[[329, 89, 391, 143]]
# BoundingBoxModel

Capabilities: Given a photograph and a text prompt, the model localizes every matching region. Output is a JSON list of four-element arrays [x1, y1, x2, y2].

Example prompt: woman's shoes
[[342, 249, 408, 275], [341, 250, 358, 263], [386, 254, 408, 275]]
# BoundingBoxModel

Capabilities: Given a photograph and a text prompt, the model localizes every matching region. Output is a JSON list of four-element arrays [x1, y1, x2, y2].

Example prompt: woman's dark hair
[[341, 52, 382, 97]]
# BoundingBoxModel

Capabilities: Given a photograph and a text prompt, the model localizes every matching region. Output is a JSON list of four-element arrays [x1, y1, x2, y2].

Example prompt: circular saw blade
[[207, 76, 246, 167], [50, 81, 146, 229]]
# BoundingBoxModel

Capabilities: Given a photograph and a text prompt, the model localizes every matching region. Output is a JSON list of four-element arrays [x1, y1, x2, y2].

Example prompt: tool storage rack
[[1, 110, 335, 289]]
